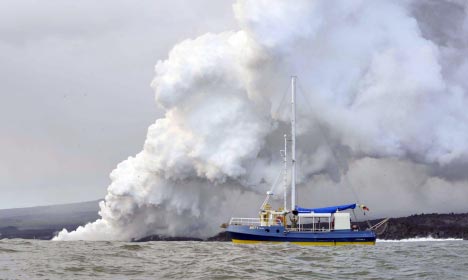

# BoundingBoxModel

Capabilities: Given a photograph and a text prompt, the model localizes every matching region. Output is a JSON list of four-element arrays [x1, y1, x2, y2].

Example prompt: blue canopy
[[296, 203, 356, 214]]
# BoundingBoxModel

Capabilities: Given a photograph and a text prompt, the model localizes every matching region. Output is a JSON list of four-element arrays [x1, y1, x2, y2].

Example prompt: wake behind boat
[[226, 77, 378, 245]]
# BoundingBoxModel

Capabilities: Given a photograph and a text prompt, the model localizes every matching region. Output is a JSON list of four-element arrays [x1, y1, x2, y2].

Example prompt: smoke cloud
[[55, 0, 468, 241]]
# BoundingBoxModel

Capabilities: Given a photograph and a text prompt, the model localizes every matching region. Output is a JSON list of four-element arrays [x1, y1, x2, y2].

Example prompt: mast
[[291, 76, 297, 211], [283, 134, 288, 211]]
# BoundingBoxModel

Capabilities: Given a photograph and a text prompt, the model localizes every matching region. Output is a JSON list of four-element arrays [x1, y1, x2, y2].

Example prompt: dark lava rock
[[132, 235, 203, 242], [206, 231, 230, 242], [373, 213, 468, 240]]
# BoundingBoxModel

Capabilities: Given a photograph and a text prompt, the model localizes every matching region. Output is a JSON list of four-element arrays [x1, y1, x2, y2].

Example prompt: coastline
[[1, 212, 467, 241]]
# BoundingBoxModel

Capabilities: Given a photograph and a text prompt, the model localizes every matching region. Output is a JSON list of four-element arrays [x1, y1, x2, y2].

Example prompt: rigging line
[[234, 81, 290, 191], [231, 87, 289, 208], [243, 84, 289, 192], [295, 79, 362, 205], [272, 83, 291, 120], [352, 209, 358, 222], [269, 168, 284, 194], [296, 81, 371, 221]]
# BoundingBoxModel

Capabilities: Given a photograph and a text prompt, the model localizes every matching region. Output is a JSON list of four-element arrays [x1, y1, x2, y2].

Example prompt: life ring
[[276, 216, 283, 225]]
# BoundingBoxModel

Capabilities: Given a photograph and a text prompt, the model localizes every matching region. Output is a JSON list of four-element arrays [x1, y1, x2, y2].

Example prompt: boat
[[226, 76, 377, 245]]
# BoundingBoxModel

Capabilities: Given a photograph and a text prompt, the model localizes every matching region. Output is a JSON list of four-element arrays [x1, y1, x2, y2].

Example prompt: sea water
[[0, 239, 467, 279]]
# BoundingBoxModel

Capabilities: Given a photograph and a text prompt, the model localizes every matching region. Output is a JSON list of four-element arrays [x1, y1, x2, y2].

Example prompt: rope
[[295, 78, 372, 224], [269, 168, 284, 195], [272, 83, 291, 120]]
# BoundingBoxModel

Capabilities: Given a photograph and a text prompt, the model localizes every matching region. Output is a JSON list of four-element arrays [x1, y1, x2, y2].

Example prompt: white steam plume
[[55, 0, 468, 241]]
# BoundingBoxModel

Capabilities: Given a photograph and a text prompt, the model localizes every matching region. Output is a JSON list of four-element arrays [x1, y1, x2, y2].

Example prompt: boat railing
[[229, 217, 261, 226], [288, 227, 331, 232], [229, 218, 334, 231]]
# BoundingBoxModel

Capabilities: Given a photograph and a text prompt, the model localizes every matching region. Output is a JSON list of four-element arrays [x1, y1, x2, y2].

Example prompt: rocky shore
[[370, 212, 468, 240]]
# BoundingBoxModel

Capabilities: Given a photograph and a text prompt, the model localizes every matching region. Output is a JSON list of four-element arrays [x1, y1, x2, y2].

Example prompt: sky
[[0, 0, 236, 209]]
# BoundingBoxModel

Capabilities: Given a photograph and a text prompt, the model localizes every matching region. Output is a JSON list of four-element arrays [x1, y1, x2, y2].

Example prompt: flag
[[359, 204, 370, 211]]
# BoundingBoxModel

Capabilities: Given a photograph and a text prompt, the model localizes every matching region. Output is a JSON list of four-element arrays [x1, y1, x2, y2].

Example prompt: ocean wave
[[377, 237, 464, 242]]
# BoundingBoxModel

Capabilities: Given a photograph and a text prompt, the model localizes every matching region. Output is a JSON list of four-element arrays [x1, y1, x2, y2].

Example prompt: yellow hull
[[231, 239, 375, 246]]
